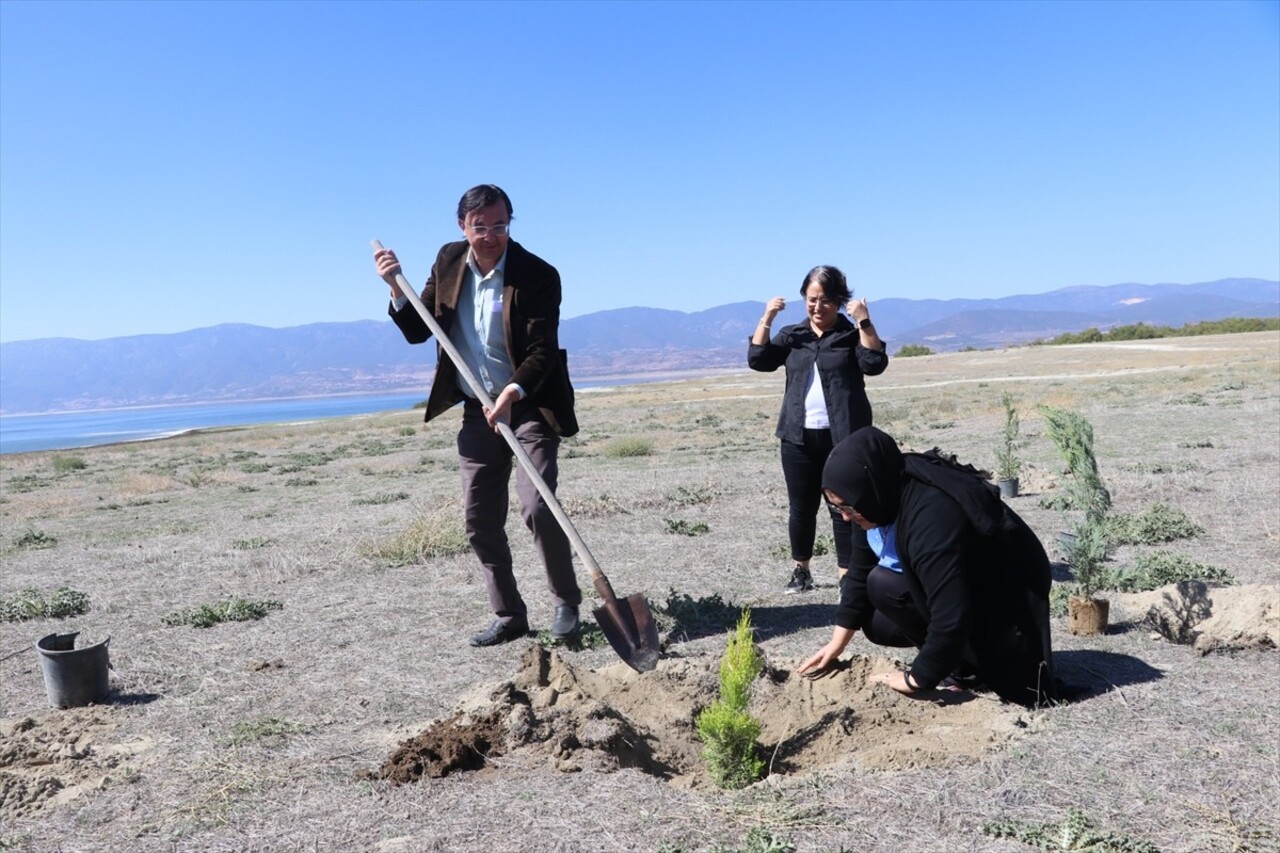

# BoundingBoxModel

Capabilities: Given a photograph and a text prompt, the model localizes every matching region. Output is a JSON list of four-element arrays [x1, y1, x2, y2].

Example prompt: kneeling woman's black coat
[[824, 427, 1055, 707]]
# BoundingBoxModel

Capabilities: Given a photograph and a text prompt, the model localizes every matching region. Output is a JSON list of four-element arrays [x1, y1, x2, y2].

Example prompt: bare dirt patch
[[0, 706, 152, 820], [367, 645, 1030, 789]]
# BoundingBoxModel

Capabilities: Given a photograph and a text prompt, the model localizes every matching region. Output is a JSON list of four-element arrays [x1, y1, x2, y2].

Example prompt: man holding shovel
[[373, 184, 582, 648]]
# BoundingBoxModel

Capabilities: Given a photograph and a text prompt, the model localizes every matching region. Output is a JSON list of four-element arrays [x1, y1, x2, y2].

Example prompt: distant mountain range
[[1, 278, 1275, 414]]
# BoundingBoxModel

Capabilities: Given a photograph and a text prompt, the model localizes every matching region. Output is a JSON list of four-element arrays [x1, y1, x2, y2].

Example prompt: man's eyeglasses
[[470, 224, 510, 238]]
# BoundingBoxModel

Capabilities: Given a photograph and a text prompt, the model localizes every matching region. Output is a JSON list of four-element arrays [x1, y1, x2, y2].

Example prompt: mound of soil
[[1112, 582, 1280, 654], [366, 646, 1032, 788]]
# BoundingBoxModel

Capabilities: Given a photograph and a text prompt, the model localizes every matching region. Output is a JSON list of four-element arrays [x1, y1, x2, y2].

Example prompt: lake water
[[0, 376, 677, 455], [0, 393, 431, 455]]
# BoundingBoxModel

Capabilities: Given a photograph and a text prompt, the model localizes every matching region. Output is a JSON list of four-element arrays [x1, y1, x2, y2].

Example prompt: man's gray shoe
[[469, 618, 530, 648], [550, 605, 580, 640]]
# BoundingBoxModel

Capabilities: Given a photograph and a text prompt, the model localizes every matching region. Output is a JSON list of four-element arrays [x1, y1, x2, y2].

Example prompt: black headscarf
[[821, 426, 905, 525], [824, 426, 1006, 533]]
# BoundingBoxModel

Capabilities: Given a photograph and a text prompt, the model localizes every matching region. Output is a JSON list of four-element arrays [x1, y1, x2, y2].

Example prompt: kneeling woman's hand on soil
[[797, 626, 856, 677]]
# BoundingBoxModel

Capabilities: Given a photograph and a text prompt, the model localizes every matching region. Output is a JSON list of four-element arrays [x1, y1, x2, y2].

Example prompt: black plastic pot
[[35, 632, 111, 708]]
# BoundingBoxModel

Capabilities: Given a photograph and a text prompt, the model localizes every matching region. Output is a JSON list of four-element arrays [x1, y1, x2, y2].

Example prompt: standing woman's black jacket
[[748, 314, 889, 444], [825, 428, 1056, 707]]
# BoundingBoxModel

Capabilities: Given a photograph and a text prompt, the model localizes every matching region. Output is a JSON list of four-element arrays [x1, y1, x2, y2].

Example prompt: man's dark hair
[[457, 184, 514, 222], [801, 265, 851, 308]]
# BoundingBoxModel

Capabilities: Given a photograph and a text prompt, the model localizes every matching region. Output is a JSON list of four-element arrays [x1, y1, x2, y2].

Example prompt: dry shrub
[[365, 507, 469, 566], [603, 437, 654, 458], [119, 472, 179, 498]]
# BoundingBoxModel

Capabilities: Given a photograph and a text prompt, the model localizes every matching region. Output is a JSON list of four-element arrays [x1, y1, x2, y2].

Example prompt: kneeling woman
[[797, 426, 1055, 707]]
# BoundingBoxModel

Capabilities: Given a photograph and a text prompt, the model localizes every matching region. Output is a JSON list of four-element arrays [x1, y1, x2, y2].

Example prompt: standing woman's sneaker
[[784, 565, 814, 594]]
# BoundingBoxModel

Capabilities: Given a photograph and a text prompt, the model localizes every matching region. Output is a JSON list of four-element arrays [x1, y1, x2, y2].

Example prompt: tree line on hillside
[[1033, 317, 1279, 346], [892, 316, 1280, 357]]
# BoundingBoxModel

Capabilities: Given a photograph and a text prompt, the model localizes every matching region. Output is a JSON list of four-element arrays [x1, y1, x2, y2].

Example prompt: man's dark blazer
[[389, 239, 578, 437]]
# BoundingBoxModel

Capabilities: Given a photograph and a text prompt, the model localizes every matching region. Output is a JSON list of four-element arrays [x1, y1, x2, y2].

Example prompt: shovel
[[371, 240, 660, 673]]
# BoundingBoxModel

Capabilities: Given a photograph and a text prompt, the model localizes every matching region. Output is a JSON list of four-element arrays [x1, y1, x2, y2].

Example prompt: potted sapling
[[1063, 514, 1111, 635], [994, 391, 1023, 498], [1039, 404, 1113, 635]]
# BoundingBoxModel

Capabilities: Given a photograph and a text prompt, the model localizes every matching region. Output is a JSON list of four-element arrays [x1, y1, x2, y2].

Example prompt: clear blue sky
[[1, 0, 1276, 343]]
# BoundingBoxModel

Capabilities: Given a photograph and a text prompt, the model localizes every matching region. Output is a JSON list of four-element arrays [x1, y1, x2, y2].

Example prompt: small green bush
[[225, 717, 312, 746], [1109, 551, 1233, 593], [660, 829, 796, 853], [52, 455, 87, 473], [1107, 502, 1203, 545], [6, 474, 44, 493], [696, 610, 765, 789], [0, 587, 90, 622], [1048, 582, 1078, 617], [14, 529, 57, 550], [603, 437, 654, 458], [984, 807, 1158, 852], [895, 343, 934, 357], [534, 620, 608, 651], [666, 485, 719, 507], [353, 491, 411, 506], [281, 451, 338, 469], [1123, 460, 1200, 474], [163, 598, 283, 628], [663, 518, 709, 536], [184, 470, 215, 488]]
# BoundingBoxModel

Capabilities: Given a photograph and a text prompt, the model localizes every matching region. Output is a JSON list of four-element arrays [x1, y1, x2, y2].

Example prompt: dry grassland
[[1, 331, 1277, 852]]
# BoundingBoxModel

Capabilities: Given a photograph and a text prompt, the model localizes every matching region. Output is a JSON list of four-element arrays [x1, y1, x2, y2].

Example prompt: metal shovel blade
[[594, 593, 661, 673]]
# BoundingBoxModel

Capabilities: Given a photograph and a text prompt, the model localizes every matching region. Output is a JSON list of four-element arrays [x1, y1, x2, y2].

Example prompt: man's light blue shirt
[[452, 249, 515, 399], [391, 247, 523, 401]]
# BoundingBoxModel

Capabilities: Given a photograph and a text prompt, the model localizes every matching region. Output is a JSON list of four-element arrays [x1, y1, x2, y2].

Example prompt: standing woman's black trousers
[[780, 428, 853, 568]]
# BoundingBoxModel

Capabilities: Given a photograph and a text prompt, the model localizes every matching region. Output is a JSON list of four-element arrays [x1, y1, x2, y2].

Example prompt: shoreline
[[0, 369, 750, 456], [0, 368, 746, 419]]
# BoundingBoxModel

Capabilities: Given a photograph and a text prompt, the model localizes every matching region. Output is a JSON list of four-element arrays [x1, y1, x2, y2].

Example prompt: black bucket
[[35, 632, 111, 708]]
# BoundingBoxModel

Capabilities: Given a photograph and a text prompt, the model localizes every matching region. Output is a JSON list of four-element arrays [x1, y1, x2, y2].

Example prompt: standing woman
[[748, 265, 888, 593]]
